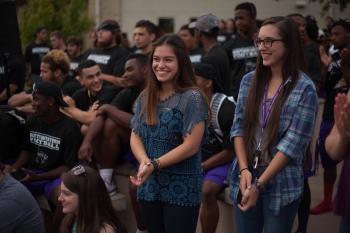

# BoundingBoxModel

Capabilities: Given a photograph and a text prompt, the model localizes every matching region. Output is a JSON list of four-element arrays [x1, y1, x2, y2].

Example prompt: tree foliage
[[18, 0, 95, 49]]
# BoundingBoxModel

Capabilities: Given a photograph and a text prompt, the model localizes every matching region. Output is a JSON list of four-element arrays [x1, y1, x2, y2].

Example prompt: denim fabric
[[233, 167, 299, 233], [339, 216, 350, 233]]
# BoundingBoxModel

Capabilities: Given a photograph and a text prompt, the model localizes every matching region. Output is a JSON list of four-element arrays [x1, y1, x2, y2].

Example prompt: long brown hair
[[242, 16, 308, 164], [139, 34, 210, 126], [60, 166, 127, 233]]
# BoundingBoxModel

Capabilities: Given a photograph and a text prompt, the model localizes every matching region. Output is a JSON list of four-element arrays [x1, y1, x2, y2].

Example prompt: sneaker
[[310, 201, 333, 215], [103, 178, 116, 196]]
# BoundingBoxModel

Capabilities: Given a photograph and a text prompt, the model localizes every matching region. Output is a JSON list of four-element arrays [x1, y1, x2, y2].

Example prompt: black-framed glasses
[[254, 38, 284, 48], [71, 165, 86, 176]]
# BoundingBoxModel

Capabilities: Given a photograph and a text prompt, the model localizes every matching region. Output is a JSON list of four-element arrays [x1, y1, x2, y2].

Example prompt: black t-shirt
[[61, 76, 82, 96], [201, 96, 235, 160], [72, 83, 120, 111], [304, 42, 320, 59], [223, 33, 258, 99], [323, 52, 350, 120], [0, 107, 26, 161], [24, 42, 52, 75], [85, 45, 129, 78], [23, 114, 82, 171], [304, 49, 321, 89], [0, 56, 26, 104], [201, 45, 231, 95], [189, 47, 206, 64], [68, 54, 85, 80], [111, 88, 141, 114]]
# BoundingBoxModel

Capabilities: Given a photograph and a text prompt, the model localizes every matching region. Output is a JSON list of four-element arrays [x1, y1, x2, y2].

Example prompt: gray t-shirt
[[0, 173, 45, 233]]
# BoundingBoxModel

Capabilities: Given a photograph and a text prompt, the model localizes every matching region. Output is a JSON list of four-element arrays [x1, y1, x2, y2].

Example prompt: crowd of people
[[0, 1, 349, 233]]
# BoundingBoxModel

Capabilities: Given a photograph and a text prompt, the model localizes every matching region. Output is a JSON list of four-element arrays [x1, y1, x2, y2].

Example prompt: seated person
[[61, 60, 120, 134], [0, 159, 45, 233], [3, 82, 83, 233], [194, 63, 236, 233], [8, 50, 82, 114], [78, 53, 148, 196]]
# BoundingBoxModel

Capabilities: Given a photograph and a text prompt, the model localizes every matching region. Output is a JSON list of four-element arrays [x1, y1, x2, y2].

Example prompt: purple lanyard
[[257, 82, 283, 149]]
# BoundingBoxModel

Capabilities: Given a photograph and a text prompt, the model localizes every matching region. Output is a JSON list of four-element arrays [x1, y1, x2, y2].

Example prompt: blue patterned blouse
[[131, 89, 209, 207], [228, 71, 318, 215]]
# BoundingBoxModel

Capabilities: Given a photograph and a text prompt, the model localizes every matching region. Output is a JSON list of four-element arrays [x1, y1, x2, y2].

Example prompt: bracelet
[[240, 168, 249, 175], [238, 168, 249, 177], [254, 178, 265, 191], [252, 182, 262, 194], [151, 159, 160, 174], [154, 158, 162, 170]]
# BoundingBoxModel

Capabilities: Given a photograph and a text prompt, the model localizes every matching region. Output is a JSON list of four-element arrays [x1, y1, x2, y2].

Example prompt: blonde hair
[[41, 49, 70, 74]]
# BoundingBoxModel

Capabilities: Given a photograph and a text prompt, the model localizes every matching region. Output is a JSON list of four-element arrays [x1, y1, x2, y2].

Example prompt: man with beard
[[50, 30, 67, 53], [4, 82, 82, 233], [8, 50, 82, 114], [223, 2, 259, 99], [190, 13, 231, 95], [66, 35, 85, 79], [86, 20, 130, 88], [310, 19, 350, 215], [24, 27, 52, 84], [133, 20, 157, 55]]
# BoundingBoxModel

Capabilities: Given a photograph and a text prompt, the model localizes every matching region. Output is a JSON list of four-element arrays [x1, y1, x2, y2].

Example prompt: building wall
[[88, 0, 350, 46]]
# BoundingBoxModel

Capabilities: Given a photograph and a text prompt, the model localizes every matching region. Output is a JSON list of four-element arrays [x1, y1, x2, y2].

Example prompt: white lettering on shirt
[[232, 46, 258, 60], [87, 54, 111, 65], [30, 131, 60, 151]]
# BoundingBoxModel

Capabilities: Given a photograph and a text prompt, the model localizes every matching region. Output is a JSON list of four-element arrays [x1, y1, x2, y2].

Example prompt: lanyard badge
[[253, 82, 283, 169]]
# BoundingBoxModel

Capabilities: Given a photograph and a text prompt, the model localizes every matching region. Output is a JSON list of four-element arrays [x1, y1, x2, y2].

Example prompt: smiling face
[[58, 182, 79, 215], [257, 24, 286, 69], [80, 65, 103, 96], [152, 45, 179, 85], [32, 93, 51, 116], [121, 58, 145, 88]]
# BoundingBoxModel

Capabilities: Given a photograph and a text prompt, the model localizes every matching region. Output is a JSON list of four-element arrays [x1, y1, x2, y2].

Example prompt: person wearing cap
[[178, 24, 206, 63], [8, 50, 82, 114], [3, 81, 83, 233], [193, 63, 235, 233], [133, 20, 157, 55], [85, 19, 130, 88], [24, 26, 52, 85], [190, 13, 231, 95], [223, 2, 259, 99]]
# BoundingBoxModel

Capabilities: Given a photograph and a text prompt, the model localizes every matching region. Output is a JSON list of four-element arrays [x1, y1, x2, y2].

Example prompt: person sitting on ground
[[59, 165, 127, 233], [8, 50, 82, 114], [61, 60, 120, 135], [78, 53, 148, 196], [0, 159, 45, 233], [194, 63, 236, 233], [4, 82, 83, 233]]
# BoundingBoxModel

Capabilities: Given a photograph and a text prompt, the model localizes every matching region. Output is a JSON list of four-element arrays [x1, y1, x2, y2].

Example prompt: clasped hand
[[238, 170, 259, 212], [130, 159, 153, 186]]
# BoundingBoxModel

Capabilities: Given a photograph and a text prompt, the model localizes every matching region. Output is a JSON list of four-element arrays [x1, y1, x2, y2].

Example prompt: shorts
[[202, 161, 232, 189], [117, 149, 140, 169], [315, 119, 341, 169], [24, 170, 62, 212]]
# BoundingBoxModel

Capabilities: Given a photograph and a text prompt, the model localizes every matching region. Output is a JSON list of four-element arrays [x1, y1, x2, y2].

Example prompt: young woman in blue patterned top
[[130, 34, 210, 233], [227, 16, 318, 233]]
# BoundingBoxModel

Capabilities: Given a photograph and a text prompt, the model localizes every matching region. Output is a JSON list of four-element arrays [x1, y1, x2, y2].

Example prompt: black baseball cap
[[193, 63, 224, 93], [32, 82, 69, 107]]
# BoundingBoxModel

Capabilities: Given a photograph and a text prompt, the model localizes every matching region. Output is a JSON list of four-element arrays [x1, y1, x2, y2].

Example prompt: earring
[[50, 104, 52, 106]]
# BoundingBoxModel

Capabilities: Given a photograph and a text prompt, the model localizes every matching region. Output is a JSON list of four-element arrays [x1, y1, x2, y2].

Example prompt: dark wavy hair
[[242, 16, 308, 164], [60, 166, 127, 233]]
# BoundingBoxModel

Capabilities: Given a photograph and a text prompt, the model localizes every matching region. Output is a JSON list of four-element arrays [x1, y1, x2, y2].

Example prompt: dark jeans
[[140, 200, 200, 233]]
